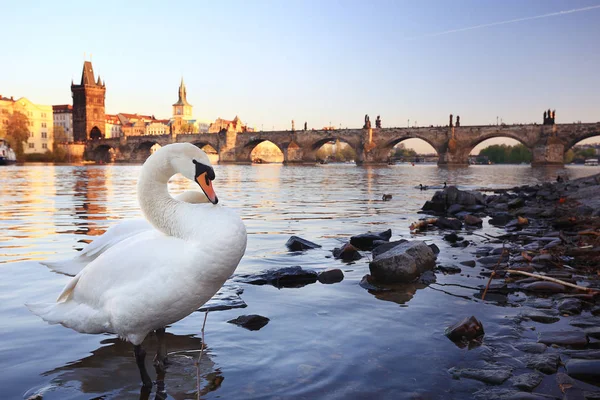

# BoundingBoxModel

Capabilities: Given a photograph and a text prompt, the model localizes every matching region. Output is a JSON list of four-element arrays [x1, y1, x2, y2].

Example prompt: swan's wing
[[41, 219, 152, 276]]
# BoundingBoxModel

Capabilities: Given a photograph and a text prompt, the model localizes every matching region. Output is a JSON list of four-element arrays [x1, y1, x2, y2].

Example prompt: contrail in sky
[[406, 4, 600, 40]]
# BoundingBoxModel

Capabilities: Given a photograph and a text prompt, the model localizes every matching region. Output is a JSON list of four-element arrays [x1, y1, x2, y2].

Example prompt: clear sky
[[1, 0, 599, 152]]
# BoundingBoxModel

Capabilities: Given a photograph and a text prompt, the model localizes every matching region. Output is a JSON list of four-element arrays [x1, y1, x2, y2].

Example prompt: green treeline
[[477, 144, 532, 164]]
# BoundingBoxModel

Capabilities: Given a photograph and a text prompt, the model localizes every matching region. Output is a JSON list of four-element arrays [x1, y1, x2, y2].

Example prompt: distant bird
[[419, 184, 429, 191], [443, 182, 447, 188], [27, 144, 247, 389], [382, 194, 393, 201]]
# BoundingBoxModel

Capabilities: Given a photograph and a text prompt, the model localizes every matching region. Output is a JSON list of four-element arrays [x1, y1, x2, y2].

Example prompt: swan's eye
[[205, 174, 210, 185]]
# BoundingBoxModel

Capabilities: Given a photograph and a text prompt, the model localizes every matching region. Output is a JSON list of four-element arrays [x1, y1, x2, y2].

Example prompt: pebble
[[448, 367, 512, 385], [460, 260, 476, 268], [227, 314, 270, 331], [519, 310, 559, 324], [438, 265, 462, 274], [317, 269, 344, 284], [525, 353, 560, 374], [521, 281, 566, 293], [557, 298, 583, 315], [515, 342, 547, 354], [538, 331, 589, 347], [285, 236, 322, 251], [511, 372, 543, 391]]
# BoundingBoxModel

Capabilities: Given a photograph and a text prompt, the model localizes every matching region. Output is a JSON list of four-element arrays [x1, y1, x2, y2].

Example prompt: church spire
[[173, 77, 191, 107], [81, 61, 96, 85]]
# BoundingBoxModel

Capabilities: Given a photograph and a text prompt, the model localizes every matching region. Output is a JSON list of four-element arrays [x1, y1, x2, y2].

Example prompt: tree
[[479, 144, 532, 164], [53, 125, 68, 144], [5, 111, 29, 158], [52, 126, 69, 162]]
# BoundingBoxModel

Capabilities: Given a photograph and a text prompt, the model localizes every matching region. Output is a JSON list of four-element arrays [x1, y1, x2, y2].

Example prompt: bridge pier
[[531, 138, 565, 166]]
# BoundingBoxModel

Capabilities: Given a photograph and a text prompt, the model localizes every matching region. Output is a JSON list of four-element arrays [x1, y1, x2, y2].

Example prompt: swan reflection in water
[[40, 332, 223, 400]]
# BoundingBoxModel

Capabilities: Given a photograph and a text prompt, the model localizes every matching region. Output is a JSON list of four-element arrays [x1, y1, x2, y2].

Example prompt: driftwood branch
[[506, 269, 599, 293]]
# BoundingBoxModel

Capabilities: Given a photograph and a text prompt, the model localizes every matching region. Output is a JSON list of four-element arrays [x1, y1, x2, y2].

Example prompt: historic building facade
[[0, 95, 54, 153], [71, 61, 106, 141], [208, 116, 253, 133], [170, 78, 197, 134], [52, 104, 73, 142], [105, 114, 123, 138]]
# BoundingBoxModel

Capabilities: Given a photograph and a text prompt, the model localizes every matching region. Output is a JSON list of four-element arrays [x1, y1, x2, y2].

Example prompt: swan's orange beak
[[196, 172, 218, 204]]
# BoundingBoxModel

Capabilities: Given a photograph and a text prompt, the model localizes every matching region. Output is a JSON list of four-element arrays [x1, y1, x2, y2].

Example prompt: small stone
[[359, 274, 390, 292], [522, 281, 566, 293], [566, 359, 600, 382], [435, 217, 463, 230], [333, 243, 362, 261], [538, 331, 589, 347], [448, 367, 511, 385], [460, 260, 476, 268], [558, 298, 582, 315], [447, 204, 464, 215], [526, 353, 560, 374], [285, 236, 322, 251], [369, 241, 436, 283], [508, 197, 525, 208], [237, 266, 317, 288], [516, 343, 547, 354], [418, 270, 436, 285], [438, 265, 462, 274], [227, 314, 270, 331], [443, 232, 463, 242], [350, 229, 392, 250], [317, 269, 344, 284], [519, 310, 559, 324], [428, 243, 440, 255], [511, 372, 543, 391], [477, 255, 508, 265], [445, 316, 484, 344], [464, 214, 483, 226], [585, 327, 600, 339]]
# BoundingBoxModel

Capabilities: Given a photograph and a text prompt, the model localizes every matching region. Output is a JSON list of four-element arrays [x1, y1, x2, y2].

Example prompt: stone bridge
[[86, 122, 600, 166]]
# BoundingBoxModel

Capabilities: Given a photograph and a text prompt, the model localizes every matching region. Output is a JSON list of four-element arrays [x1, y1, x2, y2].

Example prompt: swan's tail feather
[[40, 259, 89, 277], [25, 302, 63, 325]]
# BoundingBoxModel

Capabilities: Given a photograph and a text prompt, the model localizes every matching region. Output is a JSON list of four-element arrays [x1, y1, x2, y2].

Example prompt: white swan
[[27, 143, 247, 388], [42, 190, 209, 276]]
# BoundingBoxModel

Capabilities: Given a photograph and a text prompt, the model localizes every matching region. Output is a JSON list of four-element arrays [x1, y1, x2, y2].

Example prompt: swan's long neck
[[137, 153, 192, 238]]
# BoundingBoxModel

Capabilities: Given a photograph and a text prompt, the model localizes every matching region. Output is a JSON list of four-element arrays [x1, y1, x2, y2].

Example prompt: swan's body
[[42, 190, 209, 276], [27, 143, 247, 387]]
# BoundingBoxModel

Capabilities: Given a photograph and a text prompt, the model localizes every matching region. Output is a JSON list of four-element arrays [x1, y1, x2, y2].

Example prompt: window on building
[[29, 132, 34, 137], [41, 113, 46, 118], [42, 132, 47, 138], [28, 143, 34, 149], [41, 122, 47, 128], [42, 143, 47, 149]]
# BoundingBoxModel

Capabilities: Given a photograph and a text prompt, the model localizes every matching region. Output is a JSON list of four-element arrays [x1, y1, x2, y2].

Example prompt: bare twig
[[196, 311, 209, 400], [506, 269, 599, 293], [481, 243, 508, 301]]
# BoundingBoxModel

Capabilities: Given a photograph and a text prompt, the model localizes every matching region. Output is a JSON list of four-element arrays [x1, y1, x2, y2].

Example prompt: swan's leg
[[153, 328, 168, 373], [134, 344, 153, 388]]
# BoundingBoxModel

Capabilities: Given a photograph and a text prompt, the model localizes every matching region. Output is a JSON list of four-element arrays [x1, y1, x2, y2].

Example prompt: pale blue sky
[[1, 0, 599, 150]]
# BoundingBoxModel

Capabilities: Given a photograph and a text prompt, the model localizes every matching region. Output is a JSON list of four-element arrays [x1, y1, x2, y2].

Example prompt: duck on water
[[27, 143, 247, 388]]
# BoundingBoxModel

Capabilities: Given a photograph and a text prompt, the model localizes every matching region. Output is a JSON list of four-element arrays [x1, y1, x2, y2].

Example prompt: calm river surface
[[1, 163, 599, 400]]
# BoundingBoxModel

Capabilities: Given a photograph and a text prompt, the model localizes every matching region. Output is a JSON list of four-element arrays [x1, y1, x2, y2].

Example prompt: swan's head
[[168, 143, 218, 204]]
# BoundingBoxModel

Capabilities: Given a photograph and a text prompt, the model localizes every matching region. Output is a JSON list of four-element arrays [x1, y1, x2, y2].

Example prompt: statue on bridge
[[375, 115, 381, 128], [449, 114, 453, 128], [363, 114, 371, 129], [456, 115, 460, 127], [292, 120, 295, 132], [543, 109, 556, 125], [304, 121, 307, 131]]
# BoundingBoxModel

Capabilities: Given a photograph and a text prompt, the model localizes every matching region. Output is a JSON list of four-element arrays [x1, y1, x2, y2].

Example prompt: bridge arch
[[238, 139, 285, 163], [309, 136, 361, 164], [131, 141, 161, 163], [92, 144, 115, 163], [565, 135, 600, 164], [564, 129, 600, 152], [466, 130, 534, 155], [193, 142, 219, 163]]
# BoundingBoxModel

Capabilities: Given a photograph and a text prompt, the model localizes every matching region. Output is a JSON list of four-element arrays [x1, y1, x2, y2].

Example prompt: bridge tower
[[71, 61, 106, 142]]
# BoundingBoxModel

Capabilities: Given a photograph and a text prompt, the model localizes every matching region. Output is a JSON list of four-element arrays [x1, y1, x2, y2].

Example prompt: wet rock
[[508, 197, 525, 208], [443, 232, 463, 243], [524, 298, 554, 309], [448, 366, 511, 385], [516, 342, 547, 354], [562, 350, 600, 359], [438, 265, 462, 274], [522, 281, 566, 293], [369, 241, 436, 283], [592, 306, 600, 316], [435, 217, 463, 230], [198, 284, 247, 312], [460, 260, 476, 268], [558, 298, 582, 315], [238, 266, 318, 288], [447, 204, 464, 215], [445, 316, 484, 345], [26, 395, 43, 400], [359, 274, 390, 292], [519, 309, 560, 324], [467, 204, 486, 212], [350, 229, 392, 250], [585, 327, 600, 339], [511, 372, 544, 391], [526, 353, 560, 374], [474, 390, 556, 400], [570, 316, 600, 328], [538, 331, 589, 347], [532, 254, 553, 264], [227, 314, 270, 331], [285, 236, 321, 251], [332, 243, 362, 261], [566, 359, 600, 382], [489, 212, 513, 226], [372, 239, 408, 258], [317, 268, 344, 284], [418, 270, 436, 285], [464, 215, 483, 227], [477, 254, 508, 265], [428, 243, 440, 255]]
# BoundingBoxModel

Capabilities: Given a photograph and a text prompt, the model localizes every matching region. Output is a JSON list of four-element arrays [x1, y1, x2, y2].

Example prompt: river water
[[1, 163, 599, 400]]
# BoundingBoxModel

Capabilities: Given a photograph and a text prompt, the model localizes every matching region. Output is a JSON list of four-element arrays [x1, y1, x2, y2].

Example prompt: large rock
[[285, 236, 321, 251], [445, 316, 485, 345], [317, 269, 344, 284], [350, 229, 392, 250], [332, 242, 362, 261], [372, 239, 408, 258], [369, 241, 436, 283], [422, 186, 485, 214], [435, 217, 463, 230], [565, 359, 600, 382]]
